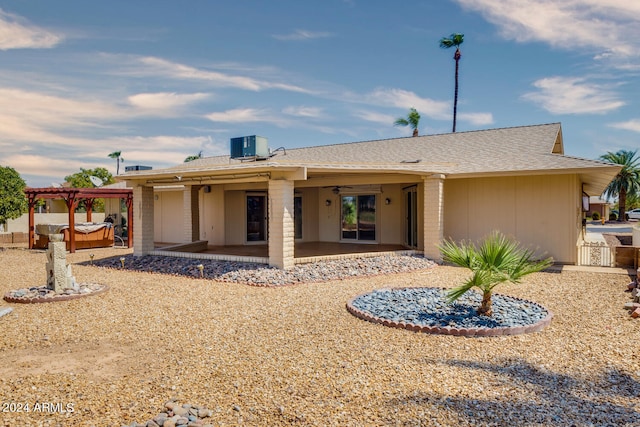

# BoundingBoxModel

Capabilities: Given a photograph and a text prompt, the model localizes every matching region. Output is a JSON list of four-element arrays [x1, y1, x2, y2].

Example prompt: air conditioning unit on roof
[[230, 135, 268, 159]]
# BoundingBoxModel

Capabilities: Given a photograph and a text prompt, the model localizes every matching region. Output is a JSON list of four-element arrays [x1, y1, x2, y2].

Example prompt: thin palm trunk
[[452, 48, 460, 133], [479, 290, 492, 316]]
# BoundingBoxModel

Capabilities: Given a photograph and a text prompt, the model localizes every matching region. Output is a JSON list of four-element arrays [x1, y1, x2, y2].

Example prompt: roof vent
[[230, 135, 269, 159]]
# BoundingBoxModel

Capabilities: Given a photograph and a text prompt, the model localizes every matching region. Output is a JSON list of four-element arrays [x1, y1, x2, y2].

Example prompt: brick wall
[[423, 175, 445, 262], [268, 179, 295, 269]]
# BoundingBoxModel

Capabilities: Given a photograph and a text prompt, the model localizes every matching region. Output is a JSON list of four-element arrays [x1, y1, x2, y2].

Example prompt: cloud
[[272, 29, 333, 41], [521, 76, 625, 114], [363, 88, 451, 119], [608, 119, 640, 133], [4, 154, 102, 180], [458, 112, 494, 126], [455, 0, 640, 62], [0, 88, 128, 149], [128, 92, 210, 114], [205, 108, 290, 127], [360, 88, 493, 126], [130, 56, 313, 94], [0, 9, 62, 50], [353, 110, 396, 126], [282, 106, 324, 118]]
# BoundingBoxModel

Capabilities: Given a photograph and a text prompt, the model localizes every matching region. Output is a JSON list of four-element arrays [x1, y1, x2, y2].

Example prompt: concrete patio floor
[[153, 241, 416, 264]]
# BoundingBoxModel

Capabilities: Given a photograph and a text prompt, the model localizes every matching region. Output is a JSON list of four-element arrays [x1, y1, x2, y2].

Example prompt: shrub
[[591, 212, 600, 220], [609, 213, 617, 221], [438, 231, 553, 316]]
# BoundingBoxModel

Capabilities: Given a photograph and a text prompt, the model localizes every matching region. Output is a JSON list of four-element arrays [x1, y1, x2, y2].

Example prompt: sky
[[0, 0, 639, 187]]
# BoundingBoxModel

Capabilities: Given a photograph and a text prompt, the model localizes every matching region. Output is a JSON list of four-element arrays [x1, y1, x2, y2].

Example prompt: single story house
[[121, 123, 621, 269]]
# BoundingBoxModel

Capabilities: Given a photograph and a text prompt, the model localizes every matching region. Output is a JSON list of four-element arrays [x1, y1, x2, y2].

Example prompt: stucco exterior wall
[[379, 185, 403, 245], [153, 191, 183, 244], [318, 187, 341, 242], [298, 187, 319, 242], [224, 190, 246, 245], [200, 186, 225, 245], [443, 174, 579, 264]]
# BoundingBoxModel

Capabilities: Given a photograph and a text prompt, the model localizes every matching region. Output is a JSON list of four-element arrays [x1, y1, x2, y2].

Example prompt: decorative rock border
[[346, 287, 553, 337], [3, 284, 109, 304]]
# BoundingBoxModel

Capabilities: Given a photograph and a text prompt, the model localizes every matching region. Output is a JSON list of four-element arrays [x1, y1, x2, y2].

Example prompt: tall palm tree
[[439, 33, 464, 133], [394, 107, 421, 137], [108, 151, 124, 175], [599, 149, 640, 222], [439, 231, 552, 316]]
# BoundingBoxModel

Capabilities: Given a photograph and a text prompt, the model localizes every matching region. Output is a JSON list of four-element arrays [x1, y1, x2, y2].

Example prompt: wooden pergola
[[24, 187, 133, 253]]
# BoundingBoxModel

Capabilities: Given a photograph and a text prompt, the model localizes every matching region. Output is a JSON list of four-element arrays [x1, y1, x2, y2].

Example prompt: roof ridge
[[196, 122, 563, 161]]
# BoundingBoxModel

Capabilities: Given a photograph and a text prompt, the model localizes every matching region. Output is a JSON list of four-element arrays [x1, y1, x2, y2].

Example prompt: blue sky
[[0, 0, 639, 187]]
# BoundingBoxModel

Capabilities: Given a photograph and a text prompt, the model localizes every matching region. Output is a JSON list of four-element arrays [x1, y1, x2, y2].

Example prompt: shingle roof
[[123, 123, 620, 194]]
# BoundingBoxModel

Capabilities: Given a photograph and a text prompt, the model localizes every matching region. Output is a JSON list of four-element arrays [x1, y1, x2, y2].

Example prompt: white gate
[[577, 241, 614, 267]]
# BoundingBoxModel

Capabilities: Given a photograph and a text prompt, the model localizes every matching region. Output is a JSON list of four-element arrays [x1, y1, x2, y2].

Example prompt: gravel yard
[[0, 247, 639, 426]]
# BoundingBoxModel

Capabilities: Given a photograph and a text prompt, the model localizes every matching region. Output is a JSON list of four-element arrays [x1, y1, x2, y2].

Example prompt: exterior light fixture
[[120, 257, 125, 268], [89, 253, 94, 265], [385, 198, 391, 205], [197, 264, 204, 278], [325, 199, 332, 206]]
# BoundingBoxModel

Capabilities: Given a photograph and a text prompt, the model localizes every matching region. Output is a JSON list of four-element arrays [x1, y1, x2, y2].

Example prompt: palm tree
[[599, 149, 640, 222], [108, 151, 124, 175], [184, 150, 203, 163], [439, 231, 552, 316], [439, 33, 464, 133], [394, 107, 421, 137]]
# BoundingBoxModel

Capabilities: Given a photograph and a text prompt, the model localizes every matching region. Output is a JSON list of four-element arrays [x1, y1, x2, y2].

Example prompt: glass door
[[246, 194, 267, 242], [404, 186, 418, 248], [294, 196, 302, 239], [341, 195, 376, 241]]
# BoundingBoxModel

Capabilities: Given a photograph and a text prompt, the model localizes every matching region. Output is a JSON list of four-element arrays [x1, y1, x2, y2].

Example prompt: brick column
[[423, 174, 445, 262], [183, 185, 200, 242], [268, 179, 295, 270], [133, 185, 154, 256]]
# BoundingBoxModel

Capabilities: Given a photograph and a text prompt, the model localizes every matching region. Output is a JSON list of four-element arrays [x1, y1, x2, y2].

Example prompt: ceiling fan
[[323, 185, 353, 194]]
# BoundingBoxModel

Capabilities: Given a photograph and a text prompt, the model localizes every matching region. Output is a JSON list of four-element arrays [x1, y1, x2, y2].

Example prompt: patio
[[152, 241, 416, 264]]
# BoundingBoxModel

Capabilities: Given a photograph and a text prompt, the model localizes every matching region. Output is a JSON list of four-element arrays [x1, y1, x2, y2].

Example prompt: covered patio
[[152, 241, 418, 265]]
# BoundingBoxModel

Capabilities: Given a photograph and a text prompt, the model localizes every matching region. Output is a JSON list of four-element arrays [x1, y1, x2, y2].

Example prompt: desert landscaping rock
[[90, 253, 438, 286], [1, 247, 639, 426], [347, 287, 552, 336], [3, 283, 108, 303]]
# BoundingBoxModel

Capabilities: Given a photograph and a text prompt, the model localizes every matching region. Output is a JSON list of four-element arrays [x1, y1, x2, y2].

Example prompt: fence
[[577, 241, 614, 267]]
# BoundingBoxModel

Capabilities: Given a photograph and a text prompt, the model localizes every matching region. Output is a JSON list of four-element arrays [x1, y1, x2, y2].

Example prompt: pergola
[[24, 187, 133, 253]]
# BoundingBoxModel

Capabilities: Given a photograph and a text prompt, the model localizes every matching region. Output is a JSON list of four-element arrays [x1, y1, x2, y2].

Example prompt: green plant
[[591, 212, 600, 220], [599, 150, 640, 222], [609, 213, 618, 221], [0, 166, 27, 224], [438, 231, 553, 316], [394, 108, 421, 137]]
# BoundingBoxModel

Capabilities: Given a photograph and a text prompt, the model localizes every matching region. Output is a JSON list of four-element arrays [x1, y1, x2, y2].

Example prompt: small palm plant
[[439, 231, 553, 316]]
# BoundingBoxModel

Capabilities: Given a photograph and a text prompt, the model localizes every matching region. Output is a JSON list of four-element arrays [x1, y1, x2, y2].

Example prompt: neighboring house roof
[[589, 196, 611, 205], [122, 123, 620, 195]]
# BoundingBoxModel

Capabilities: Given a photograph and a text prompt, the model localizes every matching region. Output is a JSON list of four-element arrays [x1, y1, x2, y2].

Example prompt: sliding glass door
[[246, 194, 267, 242], [341, 195, 376, 241]]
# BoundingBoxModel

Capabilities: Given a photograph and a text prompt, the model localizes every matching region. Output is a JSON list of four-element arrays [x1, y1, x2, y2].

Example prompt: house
[[588, 196, 613, 220], [121, 123, 621, 269]]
